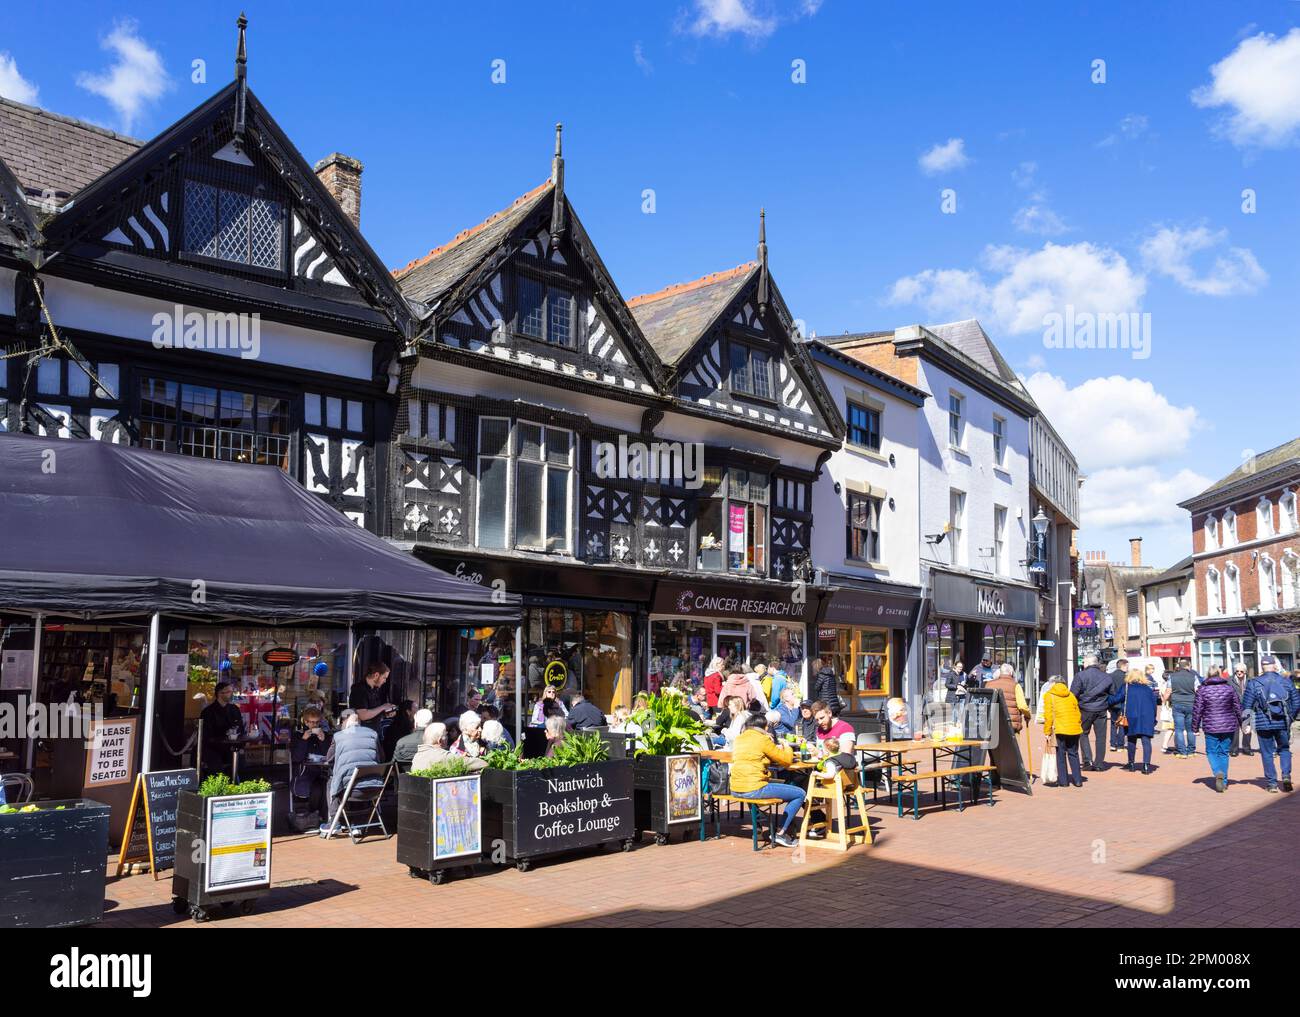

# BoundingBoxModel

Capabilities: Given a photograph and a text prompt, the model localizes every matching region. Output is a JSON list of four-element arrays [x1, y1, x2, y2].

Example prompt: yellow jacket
[[1043, 683, 1083, 737], [730, 728, 794, 793]]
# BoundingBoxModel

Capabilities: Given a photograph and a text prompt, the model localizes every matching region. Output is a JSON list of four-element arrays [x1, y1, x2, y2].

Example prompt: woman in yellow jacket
[[1043, 680, 1085, 788], [730, 714, 805, 848]]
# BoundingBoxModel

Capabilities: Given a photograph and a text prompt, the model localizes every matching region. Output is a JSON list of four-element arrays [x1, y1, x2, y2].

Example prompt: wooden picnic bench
[[708, 793, 787, 851], [893, 764, 996, 820]]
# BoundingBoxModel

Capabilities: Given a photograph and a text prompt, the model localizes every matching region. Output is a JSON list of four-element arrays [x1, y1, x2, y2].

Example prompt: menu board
[[84, 717, 138, 788], [118, 768, 199, 876], [433, 775, 482, 861], [203, 792, 273, 893], [0, 649, 34, 691]]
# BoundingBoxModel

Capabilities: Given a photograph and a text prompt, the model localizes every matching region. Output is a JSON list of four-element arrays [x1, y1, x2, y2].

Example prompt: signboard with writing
[[84, 717, 137, 788], [0, 648, 34, 691], [931, 572, 1038, 625], [652, 579, 812, 622], [543, 660, 567, 688], [117, 768, 199, 877], [203, 792, 273, 894], [509, 761, 634, 857], [159, 653, 189, 692], [728, 503, 746, 554], [822, 587, 920, 628], [433, 775, 482, 861], [665, 755, 701, 824]]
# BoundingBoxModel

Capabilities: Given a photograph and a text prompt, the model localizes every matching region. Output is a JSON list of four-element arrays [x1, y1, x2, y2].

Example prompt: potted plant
[[171, 774, 273, 922], [480, 732, 635, 871], [0, 799, 109, 927], [629, 689, 707, 844], [397, 758, 482, 885]]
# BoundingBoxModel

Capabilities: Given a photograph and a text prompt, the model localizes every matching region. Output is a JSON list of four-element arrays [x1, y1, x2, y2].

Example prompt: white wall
[[916, 359, 1031, 580], [810, 360, 921, 585], [1145, 579, 1192, 635]]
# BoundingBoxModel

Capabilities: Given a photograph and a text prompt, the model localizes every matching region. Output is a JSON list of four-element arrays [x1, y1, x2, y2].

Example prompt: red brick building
[[1178, 438, 1300, 675]]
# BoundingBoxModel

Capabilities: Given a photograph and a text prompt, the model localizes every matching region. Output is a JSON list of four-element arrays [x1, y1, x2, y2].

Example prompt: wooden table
[[857, 739, 990, 810], [694, 750, 820, 842]]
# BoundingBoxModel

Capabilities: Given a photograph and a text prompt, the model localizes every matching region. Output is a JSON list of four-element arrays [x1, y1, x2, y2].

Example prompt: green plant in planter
[[410, 758, 472, 779], [550, 731, 610, 767], [483, 744, 551, 771], [630, 688, 706, 757], [198, 774, 272, 797]]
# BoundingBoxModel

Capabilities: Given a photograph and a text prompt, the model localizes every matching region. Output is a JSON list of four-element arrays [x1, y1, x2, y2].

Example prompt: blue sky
[[3, 1, 1298, 568]]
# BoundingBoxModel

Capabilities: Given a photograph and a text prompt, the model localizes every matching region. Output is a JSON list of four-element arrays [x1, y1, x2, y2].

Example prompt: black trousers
[[1055, 734, 1083, 786], [1079, 710, 1108, 766]]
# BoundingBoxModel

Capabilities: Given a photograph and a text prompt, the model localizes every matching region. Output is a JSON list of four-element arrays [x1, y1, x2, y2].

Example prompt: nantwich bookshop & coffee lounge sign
[[515, 764, 634, 854]]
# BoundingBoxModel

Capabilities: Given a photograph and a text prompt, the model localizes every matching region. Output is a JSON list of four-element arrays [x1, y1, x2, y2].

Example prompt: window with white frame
[[1223, 508, 1237, 546], [1126, 590, 1141, 638], [1260, 555, 1278, 611], [1282, 551, 1300, 609], [513, 422, 574, 552], [1205, 567, 1221, 616], [992, 415, 1006, 467], [948, 392, 964, 448], [1224, 563, 1242, 614], [949, 489, 966, 565], [993, 505, 1007, 574], [1281, 490, 1298, 533], [1257, 497, 1275, 539], [1204, 514, 1219, 550]]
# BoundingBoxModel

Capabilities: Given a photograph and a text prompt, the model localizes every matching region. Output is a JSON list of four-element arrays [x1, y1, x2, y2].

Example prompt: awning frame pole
[[514, 622, 524, 746], [24, 612, 43, 771], [141, 611, 161, 773], [347, 622, 355, 710]]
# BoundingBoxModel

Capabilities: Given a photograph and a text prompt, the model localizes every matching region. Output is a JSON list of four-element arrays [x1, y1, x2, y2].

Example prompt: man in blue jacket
[[1070, 655, 1113, 770], [1241, 655, 1300, 793], [1108, 658, 1130, 751]]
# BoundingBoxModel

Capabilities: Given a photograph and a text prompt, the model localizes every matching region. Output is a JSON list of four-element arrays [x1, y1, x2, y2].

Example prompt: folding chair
[[320, 763, 394, 842], [1, 773, 34, 805]]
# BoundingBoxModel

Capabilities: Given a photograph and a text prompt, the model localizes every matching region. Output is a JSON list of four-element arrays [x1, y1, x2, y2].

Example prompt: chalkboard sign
[[116, 768, 199, 878], [981, 689, 1032, 795]]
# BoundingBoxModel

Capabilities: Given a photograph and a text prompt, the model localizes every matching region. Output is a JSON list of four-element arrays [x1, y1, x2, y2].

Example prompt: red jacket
[[703, 669, 724, 708]]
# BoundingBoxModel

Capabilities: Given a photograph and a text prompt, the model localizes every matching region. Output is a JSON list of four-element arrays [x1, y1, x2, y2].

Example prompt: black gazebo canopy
[[0, 432, 519, 626]]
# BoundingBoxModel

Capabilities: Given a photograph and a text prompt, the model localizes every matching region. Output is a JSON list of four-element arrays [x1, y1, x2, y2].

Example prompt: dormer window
[[517, 276, 575, 347], [182, 178, 285, 271], [729, 342, 772, 399]]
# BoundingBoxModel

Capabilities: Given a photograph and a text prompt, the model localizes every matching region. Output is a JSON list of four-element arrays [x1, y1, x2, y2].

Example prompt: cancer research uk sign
[[513, 762, 634, 856]]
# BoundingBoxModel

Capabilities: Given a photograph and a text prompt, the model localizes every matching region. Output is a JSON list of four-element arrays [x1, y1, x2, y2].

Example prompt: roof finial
[[233, 13, 249, 144], [550, 122, 566, 244], [756, 207, 769, 315]]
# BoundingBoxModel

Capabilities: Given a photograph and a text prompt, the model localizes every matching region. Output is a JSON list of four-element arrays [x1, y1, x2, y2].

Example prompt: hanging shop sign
[[652, 579, 815, 622], [1073, 609, 1098, 629]]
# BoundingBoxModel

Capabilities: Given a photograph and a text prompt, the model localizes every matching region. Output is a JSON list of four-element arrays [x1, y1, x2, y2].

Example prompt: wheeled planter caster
[[621, 838, 635, 852], [515, 858, 533, 872]]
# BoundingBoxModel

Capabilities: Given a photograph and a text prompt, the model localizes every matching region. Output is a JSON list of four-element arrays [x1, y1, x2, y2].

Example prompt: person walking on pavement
[[1240, 654, 1300, 793], [1191, 666, 1242, 793], [811, 657, 844, 716], [1070, 655, 1112, 771], [1043, 679, 1084, 788], [1166, 660, 1200, 758], [1108, 665, 1158, 774], [1230, 666, 1254, 757], [1107, 658, 1131, 752]]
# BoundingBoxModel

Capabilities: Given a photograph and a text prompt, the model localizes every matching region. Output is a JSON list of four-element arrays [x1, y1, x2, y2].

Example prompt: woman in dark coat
[[1192, 666, 1241, 793], [1109, 671, 1159, 773]]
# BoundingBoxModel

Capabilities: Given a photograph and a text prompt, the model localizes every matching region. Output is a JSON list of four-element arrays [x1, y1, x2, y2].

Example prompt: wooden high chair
[[798, 768, 873, 851]]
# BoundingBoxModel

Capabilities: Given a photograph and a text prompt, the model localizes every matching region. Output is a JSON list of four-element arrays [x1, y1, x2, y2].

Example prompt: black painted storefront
[[923, 570, 1041, 695]]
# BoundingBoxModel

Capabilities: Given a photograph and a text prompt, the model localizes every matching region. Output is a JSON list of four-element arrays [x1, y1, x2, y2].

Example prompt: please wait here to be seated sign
[[85, 717, 138, 787]]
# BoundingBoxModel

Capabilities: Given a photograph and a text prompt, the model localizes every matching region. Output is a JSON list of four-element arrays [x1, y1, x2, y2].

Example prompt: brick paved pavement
[[97, 753, 1299, 928]]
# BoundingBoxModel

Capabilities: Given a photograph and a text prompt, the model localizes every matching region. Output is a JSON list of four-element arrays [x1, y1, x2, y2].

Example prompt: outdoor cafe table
[[694, 750, 822, 842], [856, 739, 990, 810]]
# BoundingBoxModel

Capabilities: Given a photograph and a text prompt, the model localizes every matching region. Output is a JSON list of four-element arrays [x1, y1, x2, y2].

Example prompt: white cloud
[[1011, 161, 1037, 188], [1013, 200, 1068, 236], [683, 0, 777, 40], [633, 41, 653, 74], [918, 137, 969, 175], [1022, 372, 1200, 472], [1097, 112, 1150, 147], [0, 52, 39, 105], [75, 21, 171, 133], [1192, 28, 1300, 147], [1140, 225, 1267, 297], [889, 242, 1145, 336], [1078, 466, 1212, 530]]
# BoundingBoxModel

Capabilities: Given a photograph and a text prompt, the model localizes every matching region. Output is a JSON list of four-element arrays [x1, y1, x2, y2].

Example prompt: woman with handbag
[[1108, 668, 1159, 773]]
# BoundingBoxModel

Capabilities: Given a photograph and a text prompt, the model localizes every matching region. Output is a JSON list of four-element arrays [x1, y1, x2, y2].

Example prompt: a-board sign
[[83, 716, 138, 788], [665, 755, 701, 824], [117, 768, 199, 878], [972, 688, 1032, 795], [203, 792, 273, 894], [262, 647, 299, 668], [512, 762, 633, 855]]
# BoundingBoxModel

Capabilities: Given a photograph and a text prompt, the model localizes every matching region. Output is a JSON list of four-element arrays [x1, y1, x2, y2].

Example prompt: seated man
[[566, 692, 606, 731], [290, 706, 332, 815], [392, 708, 433, 767], [811, 701, 857, 752], [325, 711, 383, 819], [730, 713, 804, 849], [411, 722, 486, 772]]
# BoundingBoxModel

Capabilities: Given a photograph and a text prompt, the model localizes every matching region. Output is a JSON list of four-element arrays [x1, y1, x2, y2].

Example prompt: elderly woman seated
[[544, 714, 568, 757], [452, 710, 488, 758], [411, 721, 486, 772]]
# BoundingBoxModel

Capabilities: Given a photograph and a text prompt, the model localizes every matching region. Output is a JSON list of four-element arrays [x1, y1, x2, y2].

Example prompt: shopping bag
[[1041, 743, 1057, 784]]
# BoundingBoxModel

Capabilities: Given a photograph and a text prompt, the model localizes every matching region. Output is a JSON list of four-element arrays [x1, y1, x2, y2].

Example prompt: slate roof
[[627, 263, 756, 367], [0, 97, 141, 203], [392, 180, 553, 305], [1140, 555, 1193, 590], [1182, 436, 1300, 506], [927, 319, 1023, 389]]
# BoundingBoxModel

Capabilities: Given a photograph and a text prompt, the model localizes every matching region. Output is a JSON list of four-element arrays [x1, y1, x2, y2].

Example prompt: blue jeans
[[1256, 728, 1293, 787], [1204, 732, 1233, 779], [1173, 705, 1196, 755], [735, 782, 805, 834]]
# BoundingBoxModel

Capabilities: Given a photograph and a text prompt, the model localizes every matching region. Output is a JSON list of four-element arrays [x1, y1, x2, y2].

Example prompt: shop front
[[816, 579, 921, 713], [1193, 621, 1254, 675], [648, 578, 818, 694], [923, 570, 1040, 697], [1150, 640, 1192, 663]]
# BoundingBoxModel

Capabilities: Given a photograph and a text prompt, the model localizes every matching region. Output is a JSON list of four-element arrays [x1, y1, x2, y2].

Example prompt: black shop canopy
[[0, 432, 520, 626]]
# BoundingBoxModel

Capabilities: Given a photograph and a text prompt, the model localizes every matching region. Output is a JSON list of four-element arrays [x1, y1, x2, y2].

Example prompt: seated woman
[[411, 722, 486, 772], [773, 685, 800, 738], [290, 706, 332, 815], [544, 714, 568, 757], [730, 714, 804, 849], [481, 719, 511, 751]]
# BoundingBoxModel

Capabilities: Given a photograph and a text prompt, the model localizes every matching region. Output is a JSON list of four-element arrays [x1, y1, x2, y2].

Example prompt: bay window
[[696, 467, 769, 574]]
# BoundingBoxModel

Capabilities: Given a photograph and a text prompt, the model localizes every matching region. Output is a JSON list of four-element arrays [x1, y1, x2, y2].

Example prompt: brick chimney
[[314, 153, 363, 229], [1130, 537, 1142, 567]]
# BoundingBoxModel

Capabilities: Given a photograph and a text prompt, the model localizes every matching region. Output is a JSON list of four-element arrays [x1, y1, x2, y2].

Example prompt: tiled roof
[[0, 97, 141, 202], [627, 263, 756, 366], [927, 319, 1024, 391], [393, 181, 553, 304], [1141, 555, 1193, 588], [1186, 436, 1300, 504]]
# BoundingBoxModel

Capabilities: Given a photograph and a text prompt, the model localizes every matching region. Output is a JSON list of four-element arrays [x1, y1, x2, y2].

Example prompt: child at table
[[816, 736, 859, 788]]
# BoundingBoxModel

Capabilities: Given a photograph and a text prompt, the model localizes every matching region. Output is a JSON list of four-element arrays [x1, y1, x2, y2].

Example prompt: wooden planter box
[[0, 799, 109, 928], [396, 772, 482, 885], [171, 790, 272, 922], [633, 754, 703, 843], [481, 759, 635, 870]]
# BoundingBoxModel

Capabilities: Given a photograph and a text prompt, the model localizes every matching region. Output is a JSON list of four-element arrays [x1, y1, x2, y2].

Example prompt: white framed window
[[1204, 514, 1219, 550], [476, 417, 512, 549], [949, 488, 966, 565], [1282, 551, 1300, 609], [1257, 497, 1275, 539], [1281, 490, 1298, 533], [513, 421, 574, 552], [1205, 566, 1221, 616], [1260, 555, 1278, 611], [948, 392, 965, 448], [1224, 563, 1241, 615], [1126, 590, 1141, 638], [1223, 508, 1237, 546], [993, 504, 1007, 574], [992, 415, 1006, 467]]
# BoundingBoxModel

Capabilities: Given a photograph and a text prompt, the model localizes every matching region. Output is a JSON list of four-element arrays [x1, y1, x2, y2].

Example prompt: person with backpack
[[1240, 654, 1300, 793], [1166, 660, 1200, 759], [1069, 655, 1113, 771], [1191, 666, 1241, 793]]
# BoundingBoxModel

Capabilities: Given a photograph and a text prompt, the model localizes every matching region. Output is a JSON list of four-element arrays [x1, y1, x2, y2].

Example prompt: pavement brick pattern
[[98, 754, 1298, 928]]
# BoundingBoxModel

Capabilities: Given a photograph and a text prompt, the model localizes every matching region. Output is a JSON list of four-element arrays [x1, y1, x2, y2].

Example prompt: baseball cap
[[1261, 654, 1278, 666]]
